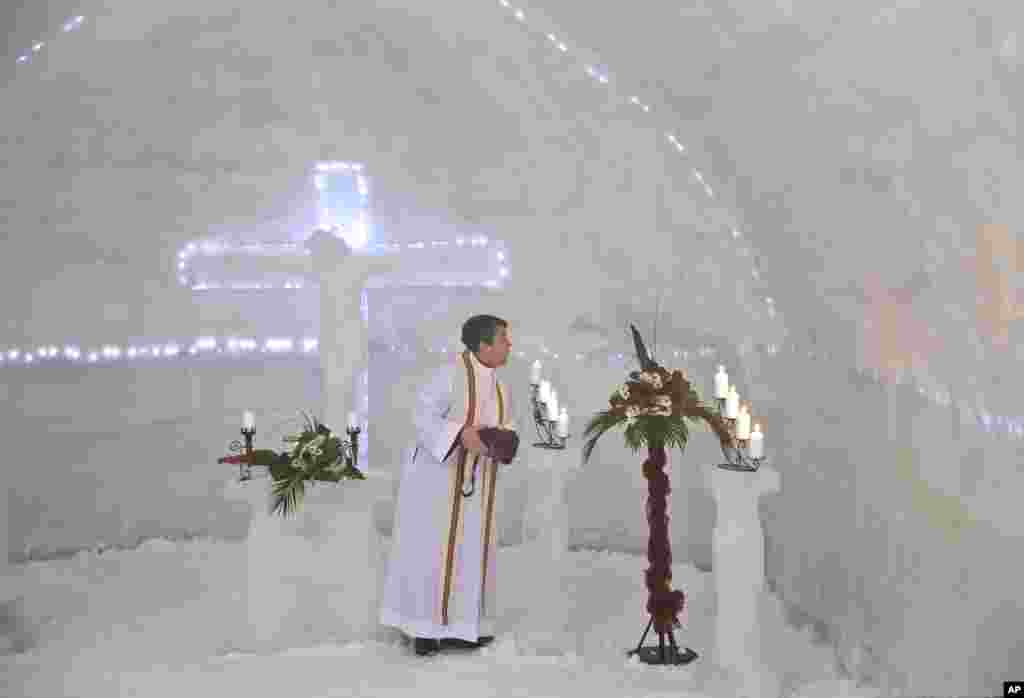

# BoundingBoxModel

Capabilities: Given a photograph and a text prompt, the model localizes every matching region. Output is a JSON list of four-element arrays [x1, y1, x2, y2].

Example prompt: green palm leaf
[[271, 471, 306, 518], [581, 411, 622, 465]]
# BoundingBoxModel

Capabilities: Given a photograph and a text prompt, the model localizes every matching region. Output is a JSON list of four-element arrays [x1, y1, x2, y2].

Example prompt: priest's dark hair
[[461, 315, 508, 353]]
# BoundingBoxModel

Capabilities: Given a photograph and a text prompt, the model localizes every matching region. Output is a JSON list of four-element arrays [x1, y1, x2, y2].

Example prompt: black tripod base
[[716, 462, 759, 472], [627, 616, 699, 666], [628, 645, 699, 665]]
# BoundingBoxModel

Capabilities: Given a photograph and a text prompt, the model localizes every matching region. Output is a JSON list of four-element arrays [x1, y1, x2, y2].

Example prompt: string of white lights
[[0, 336, 1017, 438], [5, 6, 1014, 439], [177, 233, 509, 290], [493, 0, 773, 322], [0, 337, 317, 363], [13, 14, 86, 66]]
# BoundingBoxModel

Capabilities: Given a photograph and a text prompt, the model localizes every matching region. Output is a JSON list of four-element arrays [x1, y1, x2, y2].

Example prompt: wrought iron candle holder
[[345, 425, 361, 471], [529, 383, 568, 449], [226, 426, 257, 481], [715, 397, 765, 472]]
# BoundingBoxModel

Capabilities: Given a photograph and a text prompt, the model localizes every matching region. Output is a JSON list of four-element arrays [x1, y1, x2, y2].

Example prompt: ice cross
[[178, 161, 510, 470]]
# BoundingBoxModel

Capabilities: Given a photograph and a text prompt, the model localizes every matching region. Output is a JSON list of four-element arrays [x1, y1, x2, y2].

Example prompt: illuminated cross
[[179, 162, 510, 470]]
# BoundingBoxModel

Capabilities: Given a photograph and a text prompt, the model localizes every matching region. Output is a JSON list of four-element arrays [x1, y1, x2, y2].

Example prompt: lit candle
[[714, 365, 729, 399], [348, 411, 358, 430], [557, 408, 569, 437], [548, 390, 559, 421], [726, 386, 739, 419], [736, 404, 751, 439], [749, 423, 764, 459], [243, 411, 255, 431], [539, 380, 551, 403], [531, 359, 542, 385]]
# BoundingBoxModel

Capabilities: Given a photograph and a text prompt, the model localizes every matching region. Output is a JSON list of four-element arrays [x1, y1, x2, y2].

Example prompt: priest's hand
[[461, 426, 489, 456]]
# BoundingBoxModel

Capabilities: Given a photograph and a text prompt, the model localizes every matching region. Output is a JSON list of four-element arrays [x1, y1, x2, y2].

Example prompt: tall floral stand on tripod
[[581, 325, 740, 666]]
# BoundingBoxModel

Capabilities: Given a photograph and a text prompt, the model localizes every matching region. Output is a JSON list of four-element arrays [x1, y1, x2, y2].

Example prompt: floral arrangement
[[581, 325, 735, 464], [218, 411, 364, 518]]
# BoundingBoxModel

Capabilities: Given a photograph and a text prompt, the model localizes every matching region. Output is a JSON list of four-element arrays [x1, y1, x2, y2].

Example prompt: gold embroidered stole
[[438, 351, 506, 625]]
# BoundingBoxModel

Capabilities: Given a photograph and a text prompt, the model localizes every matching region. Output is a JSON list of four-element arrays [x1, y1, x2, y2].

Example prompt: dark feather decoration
[[630, 323, 660, 373]]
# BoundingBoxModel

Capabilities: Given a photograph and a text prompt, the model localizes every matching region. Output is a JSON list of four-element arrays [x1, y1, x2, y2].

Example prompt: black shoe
[[414, 637, 440, 656], [439, 635, 495, 650]]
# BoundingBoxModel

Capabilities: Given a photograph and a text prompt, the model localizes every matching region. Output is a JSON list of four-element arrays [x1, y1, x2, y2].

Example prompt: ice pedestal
[[517, 447, 580, 654], [706, 465, 780, 680], [2, 485, 23, 655], [1, 484, 10, 604], [222, 469, 393, 651]]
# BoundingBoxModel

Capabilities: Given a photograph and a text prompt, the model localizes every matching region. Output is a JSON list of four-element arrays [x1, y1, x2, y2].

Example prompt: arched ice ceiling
[[533, 0, 1023, 411], [1, 0, 1021, 413]]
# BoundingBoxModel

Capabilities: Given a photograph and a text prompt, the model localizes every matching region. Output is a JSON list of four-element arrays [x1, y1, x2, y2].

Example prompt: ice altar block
[[706, 464, 781, 683], [516, 445, 580, 654], [222, 469, 394, 652]]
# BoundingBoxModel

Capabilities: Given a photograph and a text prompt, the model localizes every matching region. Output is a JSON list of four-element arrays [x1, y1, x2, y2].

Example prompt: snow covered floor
[[1, 535, 881, 698]]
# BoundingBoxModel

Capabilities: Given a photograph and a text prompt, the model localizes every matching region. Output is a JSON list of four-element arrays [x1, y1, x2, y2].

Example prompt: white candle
[[243, 411, 255, 430], [749, 424, 764, 459], [348, 411, 358, 430], [548, 391, 559, 421], [726, 386, 739, 419], [539, 380, 551, 403], [531, 359, 542, 384], [714, 365, 729, 399], [557, 409, 569, 437], [736, 404, 751, 439]]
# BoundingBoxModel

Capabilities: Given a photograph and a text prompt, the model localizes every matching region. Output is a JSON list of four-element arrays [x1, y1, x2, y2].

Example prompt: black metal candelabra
[[226, 426, 257, 481], [715, 398, 766, 472], [529, 383, 569, 449], [345, 425, 361, 471]]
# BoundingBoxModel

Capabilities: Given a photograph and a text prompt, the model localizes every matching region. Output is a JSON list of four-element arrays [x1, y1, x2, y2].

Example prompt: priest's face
[[479, 325, 512, 367]]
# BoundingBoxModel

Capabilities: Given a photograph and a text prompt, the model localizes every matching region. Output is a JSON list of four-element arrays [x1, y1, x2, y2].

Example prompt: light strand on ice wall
[[13, 14, 86, 66], [0, 337, 1018, 440], [177, 234, 509, 290], [493, 0, 773, 318]]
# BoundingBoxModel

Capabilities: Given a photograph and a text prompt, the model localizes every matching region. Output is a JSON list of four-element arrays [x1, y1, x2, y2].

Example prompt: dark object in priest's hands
[[477, 427, 520, 464]]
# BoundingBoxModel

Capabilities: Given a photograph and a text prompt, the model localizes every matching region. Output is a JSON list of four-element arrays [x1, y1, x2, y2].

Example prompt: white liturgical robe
[[380, 351, 515, 642]]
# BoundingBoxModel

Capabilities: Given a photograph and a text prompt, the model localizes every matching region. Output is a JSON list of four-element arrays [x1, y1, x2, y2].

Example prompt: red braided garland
[[642, 444, 686, 634]]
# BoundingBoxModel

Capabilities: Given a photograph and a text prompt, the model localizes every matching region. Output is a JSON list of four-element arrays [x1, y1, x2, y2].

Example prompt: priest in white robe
[[380, 315, 518, 656]]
